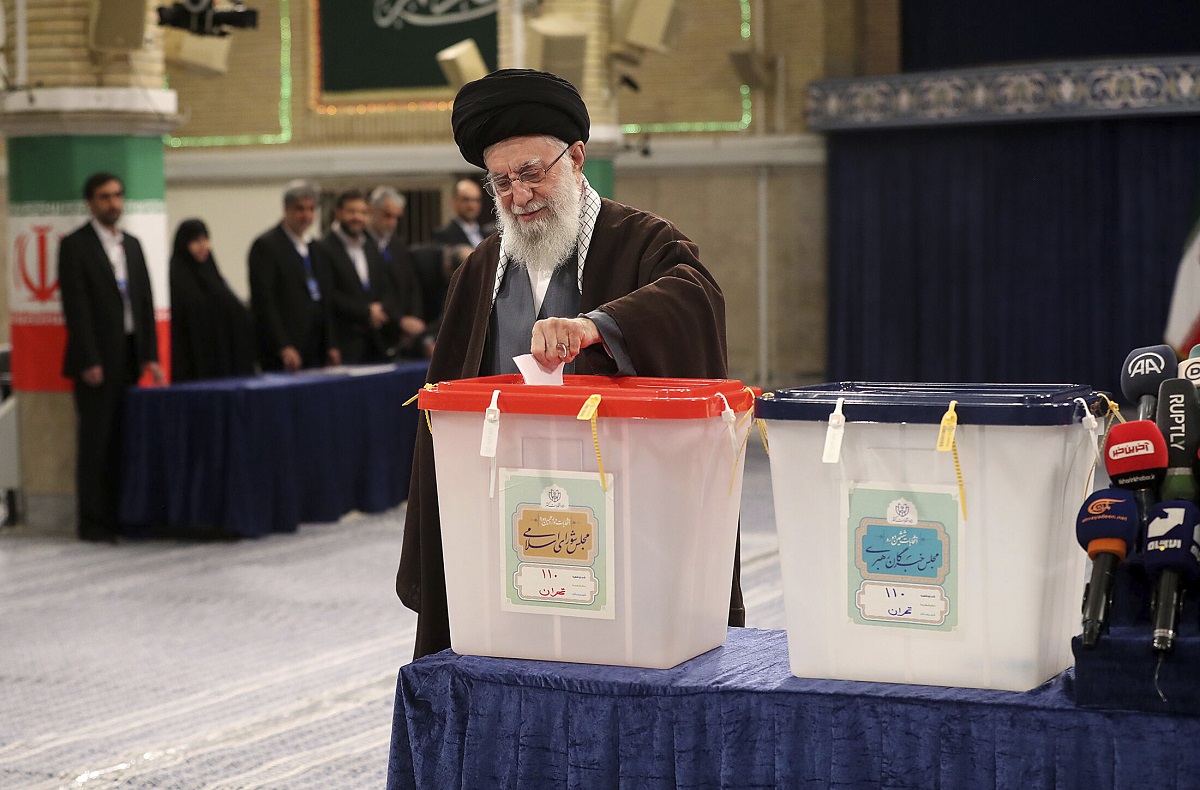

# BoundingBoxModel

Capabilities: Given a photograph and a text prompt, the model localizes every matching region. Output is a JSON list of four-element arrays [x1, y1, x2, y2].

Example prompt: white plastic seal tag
[[480, 389, 501, 498], [822, 397, 846, 464], [1075, 397, 1101, 464], [717, 393, 738, 453]]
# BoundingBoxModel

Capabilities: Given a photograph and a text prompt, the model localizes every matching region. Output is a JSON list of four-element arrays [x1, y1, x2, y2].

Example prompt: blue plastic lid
[[755, 382, 1100, 426]]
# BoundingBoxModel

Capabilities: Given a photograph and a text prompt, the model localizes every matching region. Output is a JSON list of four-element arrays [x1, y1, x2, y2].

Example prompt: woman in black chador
[[169, 218, 256, 382]]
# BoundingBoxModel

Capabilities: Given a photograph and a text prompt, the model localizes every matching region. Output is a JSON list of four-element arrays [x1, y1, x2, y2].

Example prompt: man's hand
[[280, 346, 302, 372], [400, 315, 426, 336], [369, 302, 389, 329], [81, 365, 104, 387], [327, 348, 342, 366], [531, 316, 601, 369], [142, 362, 165, 385]]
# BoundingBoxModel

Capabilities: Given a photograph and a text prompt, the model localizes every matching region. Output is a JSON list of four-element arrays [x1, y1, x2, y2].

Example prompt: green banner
[[583, 159, 614, 199], [7, 136, 164, 204], [318, 1, 498, 93]]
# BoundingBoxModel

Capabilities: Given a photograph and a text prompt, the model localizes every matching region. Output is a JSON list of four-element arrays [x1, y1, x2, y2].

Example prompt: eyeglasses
[[485, 146, 570, 198]]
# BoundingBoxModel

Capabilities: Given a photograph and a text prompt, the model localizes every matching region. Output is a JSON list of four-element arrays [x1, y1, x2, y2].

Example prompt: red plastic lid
[[418, 374, 759, 419]]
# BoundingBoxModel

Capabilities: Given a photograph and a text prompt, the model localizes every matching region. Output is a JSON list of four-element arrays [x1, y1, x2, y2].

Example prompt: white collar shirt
[[334, 223, 370, 287], [283, 225, 310, 259], [91, 217, 133, 333], [455, 218, 484, 248]]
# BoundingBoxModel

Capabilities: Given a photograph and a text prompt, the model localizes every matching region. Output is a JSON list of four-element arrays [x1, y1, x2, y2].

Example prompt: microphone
[[1179, 344, 1200, 385], [1103, 419, 1168, 543], [1122, 345, 1177, 420], [1075, 489, 1139, 647], [1142, 501, 1200, 653], [1155, 379, 1200, 502]]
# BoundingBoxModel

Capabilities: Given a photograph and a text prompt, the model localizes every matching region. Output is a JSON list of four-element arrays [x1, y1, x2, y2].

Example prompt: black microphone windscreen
[[1155, 378, 1200, 470], [1122, 345, 1177, 404]]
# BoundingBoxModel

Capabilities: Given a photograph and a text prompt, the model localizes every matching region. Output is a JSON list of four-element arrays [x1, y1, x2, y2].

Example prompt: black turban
[[451, 69, 590, 169]]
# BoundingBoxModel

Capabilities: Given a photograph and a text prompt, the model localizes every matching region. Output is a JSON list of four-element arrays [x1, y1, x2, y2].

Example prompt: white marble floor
[[0, 440, 786, 789]]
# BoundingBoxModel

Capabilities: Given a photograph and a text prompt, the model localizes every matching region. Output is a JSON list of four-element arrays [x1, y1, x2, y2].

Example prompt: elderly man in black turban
[[396, 68, 741, 659]]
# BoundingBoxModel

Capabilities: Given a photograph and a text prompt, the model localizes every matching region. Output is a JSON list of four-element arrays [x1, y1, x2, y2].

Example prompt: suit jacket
[[431, 218, 494, 248], [248, 223, 338, 370], [375, 232, 424, 322], [409, 243, 449, 325], [58, 222, 158, 379], [319, 230, 400, 364]]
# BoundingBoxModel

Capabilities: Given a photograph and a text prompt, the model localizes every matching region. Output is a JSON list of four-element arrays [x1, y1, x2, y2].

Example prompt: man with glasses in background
[[432, 178, 493, 249], [396, 68, 739, 659]]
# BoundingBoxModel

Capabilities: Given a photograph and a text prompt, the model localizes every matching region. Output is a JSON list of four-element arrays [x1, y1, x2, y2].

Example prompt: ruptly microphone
[[1122, 345, 1177, 420], [1104, 419, 1168, 543], [1155, 379, 1200, 502], [1142, 501, 1200, 653], [1075, 489, 1139, 647]]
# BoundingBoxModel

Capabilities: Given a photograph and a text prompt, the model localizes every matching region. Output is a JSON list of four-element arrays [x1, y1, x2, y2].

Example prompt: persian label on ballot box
[[500, 468, 615, 619], [844, 482, 959, 631]]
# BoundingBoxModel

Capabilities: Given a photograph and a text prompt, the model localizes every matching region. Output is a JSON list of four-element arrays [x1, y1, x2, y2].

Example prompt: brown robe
[[396, 198, 745, 659]]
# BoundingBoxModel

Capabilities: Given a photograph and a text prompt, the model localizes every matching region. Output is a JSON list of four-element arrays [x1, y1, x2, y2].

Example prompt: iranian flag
[[1165, 214, 1200, 357], [7, 135, 171, 391]]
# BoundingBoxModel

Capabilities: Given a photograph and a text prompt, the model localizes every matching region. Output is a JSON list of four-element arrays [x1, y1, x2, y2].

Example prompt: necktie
[[303, 253, 321, 300]]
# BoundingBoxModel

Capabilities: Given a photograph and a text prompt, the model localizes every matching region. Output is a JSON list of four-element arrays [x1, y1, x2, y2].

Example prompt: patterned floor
[[0, 442, 784, 789]]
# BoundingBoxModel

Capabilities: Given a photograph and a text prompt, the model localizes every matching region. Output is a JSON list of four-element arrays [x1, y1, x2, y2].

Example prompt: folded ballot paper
[[513, 354, 565, 385]]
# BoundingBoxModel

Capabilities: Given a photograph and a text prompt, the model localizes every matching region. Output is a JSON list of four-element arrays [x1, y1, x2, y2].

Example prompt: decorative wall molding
[[807, 57, 1200, 131], [162, 134, 825, 183]]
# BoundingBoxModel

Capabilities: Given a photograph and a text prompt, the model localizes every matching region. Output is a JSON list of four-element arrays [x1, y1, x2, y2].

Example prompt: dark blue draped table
[[120, 361, 427, 537], [389, 627, 1200, 790]]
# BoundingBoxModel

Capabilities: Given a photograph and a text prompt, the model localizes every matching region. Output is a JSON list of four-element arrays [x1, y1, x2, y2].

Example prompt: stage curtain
[[826, 117, 1200, 398]]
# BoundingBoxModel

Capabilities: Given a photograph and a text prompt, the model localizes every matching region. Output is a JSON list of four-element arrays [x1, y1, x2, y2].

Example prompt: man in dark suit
[[408, 241, 472, 357], [320, 189, 401, 364], [431, 178, 494, 248], [58, 172, 163, 543], [248, 180, 340, 371], [366, 186, 427, 356]]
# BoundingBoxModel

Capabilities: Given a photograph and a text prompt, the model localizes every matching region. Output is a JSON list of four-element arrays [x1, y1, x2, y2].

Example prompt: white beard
[[495, 171, 583, 278]]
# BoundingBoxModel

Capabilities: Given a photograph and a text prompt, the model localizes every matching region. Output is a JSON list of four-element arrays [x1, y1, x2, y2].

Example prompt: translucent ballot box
[[419, 375, 757, 669], [755, 383, 1101, 691]]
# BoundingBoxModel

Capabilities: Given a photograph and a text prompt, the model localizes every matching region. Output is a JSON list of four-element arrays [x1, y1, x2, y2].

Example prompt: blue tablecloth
[[389, 627, 1200, 790], [1073, 555, 1200, 715], [120, 361, 427, 537]]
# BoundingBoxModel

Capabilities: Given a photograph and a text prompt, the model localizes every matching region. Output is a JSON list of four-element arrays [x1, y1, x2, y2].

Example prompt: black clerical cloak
[[396, 198, 743, 659]]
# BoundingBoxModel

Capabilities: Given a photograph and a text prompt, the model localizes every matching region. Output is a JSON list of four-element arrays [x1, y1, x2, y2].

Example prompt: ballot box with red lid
[[419, 374, 756, 669]]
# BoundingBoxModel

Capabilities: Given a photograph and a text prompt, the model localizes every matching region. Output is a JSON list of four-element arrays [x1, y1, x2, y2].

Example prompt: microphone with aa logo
[[1155, 378, 1200, 502], [1142, 501, 1200, 653], [1104, 420, 1168, 544], [1075, 489, 1139, 647], [1122, 345, 1177, 421]]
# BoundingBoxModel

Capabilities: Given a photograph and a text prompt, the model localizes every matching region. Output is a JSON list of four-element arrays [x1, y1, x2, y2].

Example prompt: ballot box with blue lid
[[756, 382, 1102, 691], [420, 374, 757, 669]]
